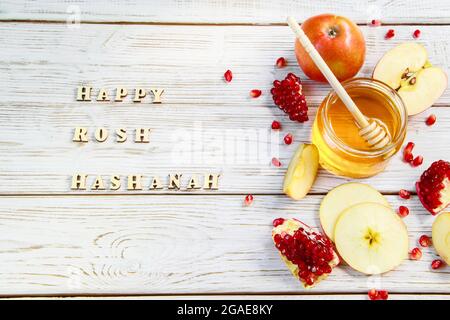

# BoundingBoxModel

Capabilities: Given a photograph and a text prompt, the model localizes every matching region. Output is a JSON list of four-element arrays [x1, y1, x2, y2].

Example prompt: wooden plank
[[0, 195, 447, 295], [0, 23, 449, 194], [4, 294, 450, 300], [1, 24, 449, 107], [1, 0, 449, 24]]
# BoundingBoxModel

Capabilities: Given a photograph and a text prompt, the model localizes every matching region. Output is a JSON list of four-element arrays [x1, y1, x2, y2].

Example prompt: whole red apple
[[294, 14, 366, 82]]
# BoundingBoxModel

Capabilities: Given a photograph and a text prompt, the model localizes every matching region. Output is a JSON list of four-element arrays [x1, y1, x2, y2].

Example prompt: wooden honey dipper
[[287, 17, 390, 149]]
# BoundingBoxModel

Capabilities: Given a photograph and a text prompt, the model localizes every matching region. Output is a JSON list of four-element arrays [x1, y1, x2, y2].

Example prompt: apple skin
[[294, 14, 366, 82]]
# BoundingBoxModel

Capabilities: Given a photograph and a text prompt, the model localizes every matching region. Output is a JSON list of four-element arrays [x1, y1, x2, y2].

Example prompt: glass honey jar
[[312, 78, 408, 178]]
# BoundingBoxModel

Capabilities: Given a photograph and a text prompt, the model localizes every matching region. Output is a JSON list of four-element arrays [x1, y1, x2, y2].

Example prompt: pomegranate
[[416, 160, 450, 215], [271, 73, 308, 123], [272, 218, 339, 288]]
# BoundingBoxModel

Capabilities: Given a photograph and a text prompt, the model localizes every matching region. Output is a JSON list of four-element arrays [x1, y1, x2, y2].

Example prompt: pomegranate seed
[[412, 155, 424, 167], [370, 19, 381, 27], [224, 70, 232, 82], [273, 218, 285, 227], [368, 289, 379, 300], [271, 120, 281, 130], [272, 157, 282, 167], [410, 247, 422, 260], [378, 290, 389, 300], [398, 206, 410, 217], [399, 189, 411, 200], [419, 235, 432, 247], [244, 194, 253, 206], [284, 133, 293, 145], [431, 259, 444, 269], [385, 29, 395, 39], [250, 89, 262, 98], [413, 29, 421, 39], [404, 142, 415, 154], [271, 73, 308, 123], [426, 114, 436, 126], [276, 57, 287, 68], [404, 152, 414, 163]]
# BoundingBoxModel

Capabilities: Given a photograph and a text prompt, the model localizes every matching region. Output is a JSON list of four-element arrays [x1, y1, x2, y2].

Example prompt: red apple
[[294, 14, 366, 82]]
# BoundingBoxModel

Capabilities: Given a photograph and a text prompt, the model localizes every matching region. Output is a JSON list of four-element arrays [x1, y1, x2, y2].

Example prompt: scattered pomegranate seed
[[398, 206, 410, 217], [412, 155, 424, 167], [272, 157, 282, 167], [410, 247, 422, 260], [431, 259, 444, 269], [426, 114, 436, 126], [419, 235, 432, 247], [385, 29, 395, 39], [404, 152, 414, 163], [404, 142, 415, 155], [271, 73, 308, 123], [368, 289, 379, 300], [224, 70, 232, 82], [378, 290, 389, 300], [244, 194, 253, 206], [276, 57, 287, 68], [370, 19, 381, 27], [399, 189, 411, 200], [271, 120, 281, 130], [284, 133, 293, 145], [250, 89, 262, 98], [413, 29, 421, 39], [272, 218, 285, 227]]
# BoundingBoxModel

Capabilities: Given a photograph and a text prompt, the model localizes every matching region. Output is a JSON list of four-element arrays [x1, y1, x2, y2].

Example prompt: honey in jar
[[312, 78, 408, 178]]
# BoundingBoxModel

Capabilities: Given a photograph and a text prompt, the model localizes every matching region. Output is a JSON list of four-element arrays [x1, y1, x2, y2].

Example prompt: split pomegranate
[[416, 160, 450, 215], [419, 235, 432, 247], [398, 206, 409, 218], [412, 155, 424, 167], [250, 89, 262, 98], [276, 57, 287, 68], [426, 114, 436, 126], [272, 218, 339, 287], [271, 120, 281, 130], [244, 194, 254, 206], [385, 29, 395, 39], [431, 259, 444, 269], [271, 73, 309, 123], [410, 247, 422, 260], [224, 70, 232, 82], [399, 189, 411, 200], [284, 133, 293, 145]]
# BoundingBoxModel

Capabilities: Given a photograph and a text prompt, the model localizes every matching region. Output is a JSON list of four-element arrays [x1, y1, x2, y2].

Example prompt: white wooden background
[[0, 0, 449, 299]]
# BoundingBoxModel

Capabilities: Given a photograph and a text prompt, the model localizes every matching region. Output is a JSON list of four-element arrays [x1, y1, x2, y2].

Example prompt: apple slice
[[272, 218, 339, 288], [432, 212, 450, 264], [319, 183, 390, 242], [397, 67, 447, 115], [373, 42, 428, 90], [373, 42, 447, 115], [334, 203, 408, 274], [283, 143, 319, 200]]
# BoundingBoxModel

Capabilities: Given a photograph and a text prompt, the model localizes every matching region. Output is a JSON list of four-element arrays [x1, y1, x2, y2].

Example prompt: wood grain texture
[[0, 23, 449, 194], [1, 0, 450, 24], [0, 195, 447, 295]]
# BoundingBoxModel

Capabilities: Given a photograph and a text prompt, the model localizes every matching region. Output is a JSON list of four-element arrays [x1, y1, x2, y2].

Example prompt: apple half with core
[[334, 203, 409, 274], [432, 212, 450, 265], [283, 143, 319, 200], [373, 42, 447, 115], [272, 218, 340, 287], [294, 14, 366, 82], [319, 183, 390, 242]]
